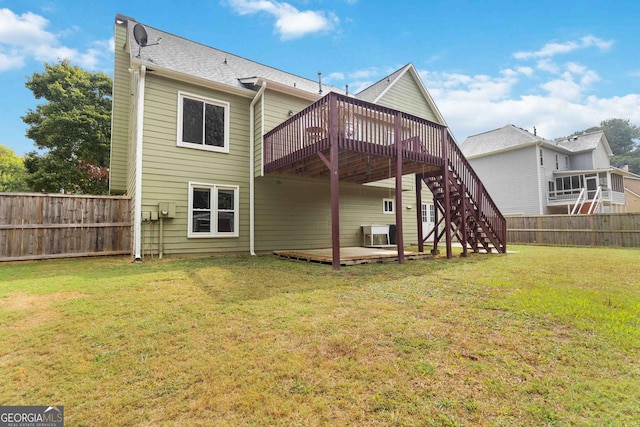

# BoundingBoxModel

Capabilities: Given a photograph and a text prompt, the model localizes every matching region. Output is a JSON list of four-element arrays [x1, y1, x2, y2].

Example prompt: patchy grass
[[0, 246, 639, 426]]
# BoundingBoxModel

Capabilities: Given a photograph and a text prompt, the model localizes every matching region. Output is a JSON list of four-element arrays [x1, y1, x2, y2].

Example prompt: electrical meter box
[[158, 202, 176, 218]]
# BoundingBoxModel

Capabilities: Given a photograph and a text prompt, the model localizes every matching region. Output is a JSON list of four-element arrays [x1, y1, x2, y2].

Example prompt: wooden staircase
[[579, 202, 593, 215], [419, 139, 507, 255], [263, 92, 507, 264]]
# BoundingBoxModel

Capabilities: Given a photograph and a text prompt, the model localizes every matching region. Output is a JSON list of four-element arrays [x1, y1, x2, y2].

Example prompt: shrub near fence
[[507, 213, 640, 247], [0, 193, 131, 261]]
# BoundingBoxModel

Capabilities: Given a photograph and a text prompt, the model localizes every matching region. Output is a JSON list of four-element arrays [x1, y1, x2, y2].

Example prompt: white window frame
[[383, 198, 395, 214], [177, 91, 230, 153], [188, 182, 239, 238]]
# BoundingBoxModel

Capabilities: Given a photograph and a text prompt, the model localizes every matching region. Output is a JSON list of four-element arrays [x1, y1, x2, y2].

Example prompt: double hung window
[[188, 182, 239, 237], [178, 92, 229, 152]]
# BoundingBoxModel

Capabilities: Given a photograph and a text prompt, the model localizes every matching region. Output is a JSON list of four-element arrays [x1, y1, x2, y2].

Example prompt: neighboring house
[[460, 124, 629, 215], [110, 14, 505, 268], [623, 173, 640, 212]]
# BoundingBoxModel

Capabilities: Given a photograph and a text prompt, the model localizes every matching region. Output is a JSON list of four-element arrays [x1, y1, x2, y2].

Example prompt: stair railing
[[444, 130, 507, 252], [588, 186, 603, 214], [570, 188, 587, 215]]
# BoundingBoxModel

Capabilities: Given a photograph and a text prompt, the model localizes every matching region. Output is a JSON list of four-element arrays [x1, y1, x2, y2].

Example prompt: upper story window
[[555, 154, 559, 169], [539, 148, 544, 166], [565, 156, 570, 168], [178, 92, 229, 153]]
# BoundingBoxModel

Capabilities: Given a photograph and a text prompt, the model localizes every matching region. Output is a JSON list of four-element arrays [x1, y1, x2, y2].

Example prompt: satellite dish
[[133, 23, 148, 47], [132, 23, 161, 58]]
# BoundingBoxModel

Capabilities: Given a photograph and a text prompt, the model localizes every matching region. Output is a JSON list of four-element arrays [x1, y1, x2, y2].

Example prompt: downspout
[[133, 65, 146, 261], [249, 81, 267, 256], [536, 141, 545, 215]]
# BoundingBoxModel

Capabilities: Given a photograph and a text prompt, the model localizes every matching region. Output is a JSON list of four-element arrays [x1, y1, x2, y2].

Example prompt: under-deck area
[[274, 247, 432, 266], [263, 92, 507, 269]]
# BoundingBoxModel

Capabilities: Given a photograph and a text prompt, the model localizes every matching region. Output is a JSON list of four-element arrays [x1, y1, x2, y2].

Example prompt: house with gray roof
[[109, 14, 506, 266], [460, 124, 629, 215]]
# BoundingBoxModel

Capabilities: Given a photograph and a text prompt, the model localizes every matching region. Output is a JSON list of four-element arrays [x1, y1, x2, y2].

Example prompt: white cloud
[[325, 65, 405, 94], [421, 70, 517, 102], [327, 71, 345, 80], [536, 58, 560, 74], [0, 8, 110, 71], [323, 30, 640, 144], [0, 50, 24, 71], [517, 66, 534, 76], [227, 0, 338, 40], [541, 74, 583, 100], [513, 35, 613, 60], [348, 67, 383, 80], [421, 67, 640, 142]]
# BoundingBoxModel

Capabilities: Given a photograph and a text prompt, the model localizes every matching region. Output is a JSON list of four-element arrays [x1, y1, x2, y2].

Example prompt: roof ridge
[[355, 63, 411, 98], [127, 15, 343, 93]]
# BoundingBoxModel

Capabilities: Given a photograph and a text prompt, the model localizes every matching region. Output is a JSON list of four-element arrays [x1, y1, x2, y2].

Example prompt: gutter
[[249, 81, 267, 256], [130, 58, 257, 99], [133, 64, 146, 261], [535, 141, 545, 215]]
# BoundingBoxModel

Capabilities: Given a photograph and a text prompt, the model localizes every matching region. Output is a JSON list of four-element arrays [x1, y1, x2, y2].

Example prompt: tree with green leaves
[[0, 144, 30, 192], [600, 118, 640, 156], [22, 60, 112, 194], [570, 118, 640, 174]]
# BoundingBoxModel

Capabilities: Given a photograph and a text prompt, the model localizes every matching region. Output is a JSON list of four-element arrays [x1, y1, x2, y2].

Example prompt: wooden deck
[[263, 92, 507, 269], [273, 247, 431, 266]]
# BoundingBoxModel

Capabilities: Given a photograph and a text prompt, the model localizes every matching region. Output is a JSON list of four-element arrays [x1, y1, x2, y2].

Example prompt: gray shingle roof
[[555, 131, 608, 154], [120, 14, 343, 95], [460, 124, 544, 157], [356, 64, 409, 102], [460, 125, 610, 158]]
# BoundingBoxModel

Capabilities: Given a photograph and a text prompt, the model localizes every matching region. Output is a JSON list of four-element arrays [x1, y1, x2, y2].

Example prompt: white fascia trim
[[372, 64, 410, 104], [258, 79, 323, 101], [130, 58, 256, 99], [133, 64, 146, 260], [626, 187, 640, 198], [464, 141, 538, 160], [373, 64, 449, 131], [249, 81, 267, 256]]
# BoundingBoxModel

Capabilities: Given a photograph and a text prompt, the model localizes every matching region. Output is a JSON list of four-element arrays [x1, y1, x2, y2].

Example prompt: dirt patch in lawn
[[2, 291, 87, 330]]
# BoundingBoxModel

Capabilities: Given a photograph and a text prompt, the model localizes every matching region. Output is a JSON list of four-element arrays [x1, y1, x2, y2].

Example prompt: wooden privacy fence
[[0, 193, 131, 261], [507, 213, 640, 247]]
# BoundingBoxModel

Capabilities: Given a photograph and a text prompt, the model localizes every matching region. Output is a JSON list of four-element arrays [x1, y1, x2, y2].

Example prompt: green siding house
[[110, 14, 506, 267]]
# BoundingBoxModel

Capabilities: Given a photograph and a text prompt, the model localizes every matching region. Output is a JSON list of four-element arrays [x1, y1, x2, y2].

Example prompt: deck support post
[[460, 178, 468, 257], [432, 199, 440, 255], [328, 93, 341, 270], [441, 129, 453, 259], [395, 112, 405, 264], [416, 173, 424, 253]]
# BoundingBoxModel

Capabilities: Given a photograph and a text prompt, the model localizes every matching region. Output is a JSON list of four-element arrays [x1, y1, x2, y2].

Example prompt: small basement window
[[383, 198, 394, 214]]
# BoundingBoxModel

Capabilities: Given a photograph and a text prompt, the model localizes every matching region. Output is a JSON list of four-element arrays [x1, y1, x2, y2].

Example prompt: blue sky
[[1, 0, 639, 156]]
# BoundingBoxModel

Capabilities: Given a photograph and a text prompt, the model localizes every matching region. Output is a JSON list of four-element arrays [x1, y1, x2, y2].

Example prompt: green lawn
[[1, 245, 639, 426]]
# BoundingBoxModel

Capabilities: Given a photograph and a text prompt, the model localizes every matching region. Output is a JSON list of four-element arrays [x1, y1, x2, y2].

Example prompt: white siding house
[[461, 125, 629, 215]]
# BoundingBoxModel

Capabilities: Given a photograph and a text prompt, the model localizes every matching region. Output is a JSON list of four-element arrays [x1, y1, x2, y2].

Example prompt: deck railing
[[549, 188, 614, 203], [264, 93, 446, 170]]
